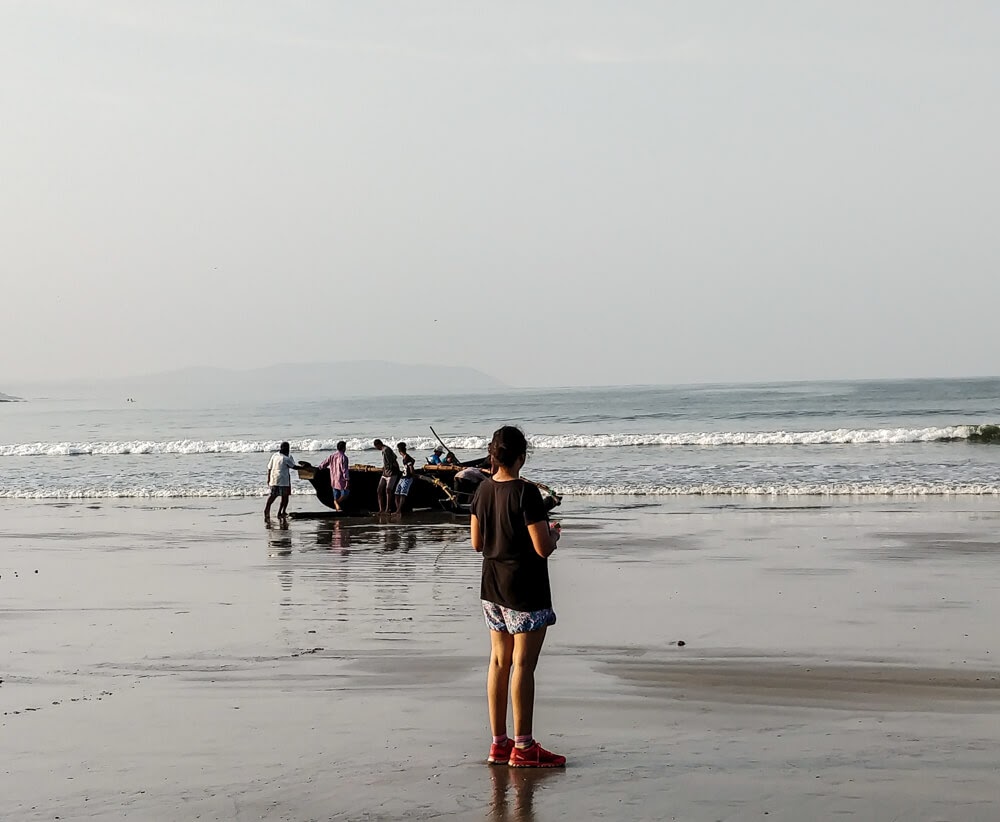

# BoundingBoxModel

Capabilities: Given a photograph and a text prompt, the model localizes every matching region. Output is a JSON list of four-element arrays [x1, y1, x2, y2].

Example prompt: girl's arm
[[527, 521, 557, 558], [470, 515, 483, 552]]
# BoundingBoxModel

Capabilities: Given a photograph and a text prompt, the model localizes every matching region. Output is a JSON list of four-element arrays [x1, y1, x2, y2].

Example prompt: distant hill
[[8, 362, 506, 402], [137, 362, 506, 400], [0, 391, 20, 402]]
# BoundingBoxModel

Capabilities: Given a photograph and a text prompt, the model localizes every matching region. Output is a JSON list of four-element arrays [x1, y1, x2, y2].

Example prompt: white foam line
[[0, 426, 986, 457], [0, 486, 296, 499], [4, 483, 1000, 499], [556, 484, 1000, 496]]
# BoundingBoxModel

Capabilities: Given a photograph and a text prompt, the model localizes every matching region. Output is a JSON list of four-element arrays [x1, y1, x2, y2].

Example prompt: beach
[[5, 0, 1000, 813], [3, 496, 1000, 821]]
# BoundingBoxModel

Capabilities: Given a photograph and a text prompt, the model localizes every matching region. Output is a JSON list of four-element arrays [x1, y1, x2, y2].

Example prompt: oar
[[431, 425, 560, 503]]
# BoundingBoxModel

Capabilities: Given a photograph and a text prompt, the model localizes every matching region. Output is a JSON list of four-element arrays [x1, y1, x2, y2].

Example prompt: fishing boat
[[296, 453, 561, 515]]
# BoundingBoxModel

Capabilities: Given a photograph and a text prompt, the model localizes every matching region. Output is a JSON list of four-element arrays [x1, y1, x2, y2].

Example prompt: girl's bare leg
[[488, 630, 515, 736], [511, 627, 547, 740]]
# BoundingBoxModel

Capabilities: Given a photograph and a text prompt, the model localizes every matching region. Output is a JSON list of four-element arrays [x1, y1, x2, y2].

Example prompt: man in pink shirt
[[319, 440, 350, 511]]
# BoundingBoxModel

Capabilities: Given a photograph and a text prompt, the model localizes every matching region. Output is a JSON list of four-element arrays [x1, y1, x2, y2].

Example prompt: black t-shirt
[[472, 478, 551, 612], [401, 453, 416, 478]]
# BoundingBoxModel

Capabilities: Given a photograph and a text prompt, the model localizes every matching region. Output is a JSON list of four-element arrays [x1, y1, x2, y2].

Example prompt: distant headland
[[0, 391, 21, 402], [2, 361, 506, 403]]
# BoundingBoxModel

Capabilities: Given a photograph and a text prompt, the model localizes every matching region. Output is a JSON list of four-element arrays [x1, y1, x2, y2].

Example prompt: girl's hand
[[528, 520, 557, 558]]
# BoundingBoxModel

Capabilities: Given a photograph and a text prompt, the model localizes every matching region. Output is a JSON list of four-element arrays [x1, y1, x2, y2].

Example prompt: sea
[[2, 377, 1000, 500]]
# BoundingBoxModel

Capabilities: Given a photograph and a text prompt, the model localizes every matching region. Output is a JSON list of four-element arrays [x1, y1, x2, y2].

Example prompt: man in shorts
[[319, 440, 350, 511], [374, 439, 400, 513], [265, 441, 300, 520], [394, 442, 417, 514]]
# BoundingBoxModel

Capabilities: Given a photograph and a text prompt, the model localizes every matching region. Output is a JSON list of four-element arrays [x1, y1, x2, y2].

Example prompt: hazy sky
[[2, 2, 998, 388]]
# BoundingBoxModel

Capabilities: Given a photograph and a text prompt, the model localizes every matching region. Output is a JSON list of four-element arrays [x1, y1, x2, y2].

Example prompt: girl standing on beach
[[471, 426, 565, 768]]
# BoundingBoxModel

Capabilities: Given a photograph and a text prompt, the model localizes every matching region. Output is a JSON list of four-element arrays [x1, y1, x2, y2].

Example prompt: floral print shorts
[[482, 600, 557, 634]]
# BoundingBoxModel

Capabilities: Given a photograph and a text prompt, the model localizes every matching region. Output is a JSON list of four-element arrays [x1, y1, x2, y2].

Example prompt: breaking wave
[[555, 484, 1000, 496], [4, 483, 1000, 499], [0, 438, 450, 457], [0, 425, 994, 457], [0, 487, 272, 499]]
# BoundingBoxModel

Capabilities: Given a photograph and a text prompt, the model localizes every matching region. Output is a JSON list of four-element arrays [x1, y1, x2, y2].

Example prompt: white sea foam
[[4, 483, 1000, 499], [527, 426, 976, 448], [553, 483, 1000, 496], [0, 485, 285, 499], [0, 426, 984, 458], [0, 436, 491, 457]]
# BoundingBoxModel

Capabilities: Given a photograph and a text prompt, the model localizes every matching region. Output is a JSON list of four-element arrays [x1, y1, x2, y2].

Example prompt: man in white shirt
[[265, 441, 300, 519]]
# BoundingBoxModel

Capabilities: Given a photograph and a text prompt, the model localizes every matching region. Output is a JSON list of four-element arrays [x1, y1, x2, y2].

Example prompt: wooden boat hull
[[297, 462, 469, 513], [296, 458, 560, 514]]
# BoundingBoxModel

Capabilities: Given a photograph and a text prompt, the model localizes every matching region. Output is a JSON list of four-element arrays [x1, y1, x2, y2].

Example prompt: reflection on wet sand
[[265, 518, 291, 555], [310, 519, 462, 555], [314, 519, 352, 554], [488, 766, 563, 822], [264, 518, 478, 641]]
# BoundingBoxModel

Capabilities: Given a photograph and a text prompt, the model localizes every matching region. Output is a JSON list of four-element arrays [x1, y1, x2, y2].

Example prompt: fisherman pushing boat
[[290, 427, 561, 517]]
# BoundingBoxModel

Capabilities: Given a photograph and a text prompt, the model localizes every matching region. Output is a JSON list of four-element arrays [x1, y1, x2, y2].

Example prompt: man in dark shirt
[[373, 439, 401, 513]]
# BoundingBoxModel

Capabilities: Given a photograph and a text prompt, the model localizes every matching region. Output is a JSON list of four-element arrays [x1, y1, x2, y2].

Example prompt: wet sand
[[2, 496, 1000, 821]]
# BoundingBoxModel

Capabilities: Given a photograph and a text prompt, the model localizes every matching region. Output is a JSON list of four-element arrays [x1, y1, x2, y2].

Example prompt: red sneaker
[[487, 738, 515, 764], [508, 741, 566, 768]]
